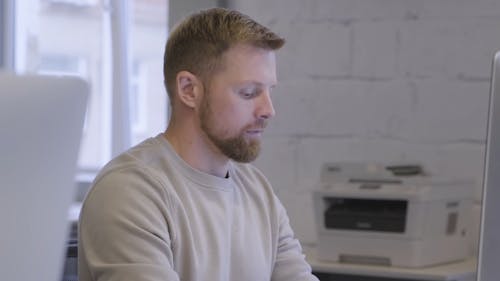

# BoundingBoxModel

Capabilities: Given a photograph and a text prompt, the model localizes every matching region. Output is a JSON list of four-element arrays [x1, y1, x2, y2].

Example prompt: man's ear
[[175, 71, 202, 109]]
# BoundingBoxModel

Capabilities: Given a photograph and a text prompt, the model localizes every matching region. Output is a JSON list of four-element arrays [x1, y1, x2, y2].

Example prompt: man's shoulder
[[86, 136, 177, 198], [98, 136, 169, 178]]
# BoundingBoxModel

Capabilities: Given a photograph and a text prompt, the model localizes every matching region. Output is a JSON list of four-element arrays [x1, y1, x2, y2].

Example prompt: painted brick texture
[[235, 0, 500, 246]]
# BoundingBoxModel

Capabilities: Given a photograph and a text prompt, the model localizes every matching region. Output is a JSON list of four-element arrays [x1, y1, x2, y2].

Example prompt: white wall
[[169, 0, 220, 28], [231, 0, 500, 246]]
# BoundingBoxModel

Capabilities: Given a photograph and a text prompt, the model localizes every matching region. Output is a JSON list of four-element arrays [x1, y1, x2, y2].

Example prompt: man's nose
[[257, 91, 276, 120]]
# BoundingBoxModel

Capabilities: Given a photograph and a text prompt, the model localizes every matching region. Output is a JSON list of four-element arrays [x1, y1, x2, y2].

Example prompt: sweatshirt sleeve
[[271, 200, 320, 281], [78, 167, 179, 281]]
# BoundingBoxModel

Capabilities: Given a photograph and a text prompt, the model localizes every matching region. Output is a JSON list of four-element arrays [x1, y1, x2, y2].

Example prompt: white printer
[[313, 163, 474, 268]]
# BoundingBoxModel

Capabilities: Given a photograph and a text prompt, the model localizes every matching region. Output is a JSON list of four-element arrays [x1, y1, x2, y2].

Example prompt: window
[[0, 2, 5, 67], [38, 54, 88, 77], [11, 0, 168, 172]]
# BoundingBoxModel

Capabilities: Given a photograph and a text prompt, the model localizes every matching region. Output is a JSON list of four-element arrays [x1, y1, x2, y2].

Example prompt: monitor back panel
[[0, 74, 88, 281], [477, 51, 500, 281]]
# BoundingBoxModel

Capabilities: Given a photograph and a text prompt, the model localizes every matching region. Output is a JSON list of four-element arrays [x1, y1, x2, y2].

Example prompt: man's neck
[[163, 124, 230, 178]]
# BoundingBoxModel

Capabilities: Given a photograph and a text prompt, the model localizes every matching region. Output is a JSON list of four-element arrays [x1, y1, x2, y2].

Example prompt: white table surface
[[304, 246, 477, 281]]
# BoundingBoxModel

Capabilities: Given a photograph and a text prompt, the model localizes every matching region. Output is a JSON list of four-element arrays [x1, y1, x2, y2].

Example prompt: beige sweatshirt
[[78, 134, 318, 281]]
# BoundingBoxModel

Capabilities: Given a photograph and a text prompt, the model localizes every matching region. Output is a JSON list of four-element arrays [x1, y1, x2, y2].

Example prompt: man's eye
[[240, 90, 257, 99]]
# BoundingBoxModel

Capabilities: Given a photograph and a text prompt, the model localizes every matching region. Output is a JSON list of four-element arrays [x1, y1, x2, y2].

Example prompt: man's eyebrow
[[238, 80, 277, 88], [239, 80, 263, 85]]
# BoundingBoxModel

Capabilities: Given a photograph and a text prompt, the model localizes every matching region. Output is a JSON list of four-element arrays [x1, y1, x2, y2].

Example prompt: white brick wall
[[280, 21, 352, 79], [234, 0, 500, 248], [352, 21, 399, 78], [399, 19, 500, 79]]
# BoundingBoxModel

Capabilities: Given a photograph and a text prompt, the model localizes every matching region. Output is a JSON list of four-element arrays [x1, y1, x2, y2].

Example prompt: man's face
[[198, 44, 277, 163]]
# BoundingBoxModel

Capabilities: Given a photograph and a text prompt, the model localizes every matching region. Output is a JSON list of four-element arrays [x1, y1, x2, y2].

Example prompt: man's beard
[[199, 93, 265, 163]]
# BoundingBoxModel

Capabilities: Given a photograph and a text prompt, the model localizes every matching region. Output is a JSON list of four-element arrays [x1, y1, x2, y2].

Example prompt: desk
[[304, 246, 477, 281]]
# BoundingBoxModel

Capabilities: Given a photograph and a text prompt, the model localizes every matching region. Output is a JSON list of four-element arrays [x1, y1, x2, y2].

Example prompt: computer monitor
[[476, 51, 500, 281], [0, 73, 88, 281]]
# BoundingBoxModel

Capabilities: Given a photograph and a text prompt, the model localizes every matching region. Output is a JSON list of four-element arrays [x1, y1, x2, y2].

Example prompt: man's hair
[[163, 8, 285, 105]]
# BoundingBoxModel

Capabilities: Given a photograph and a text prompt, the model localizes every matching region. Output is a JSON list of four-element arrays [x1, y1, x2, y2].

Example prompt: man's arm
[[271, 200, 320, 281], [78, 168, 179, 281]]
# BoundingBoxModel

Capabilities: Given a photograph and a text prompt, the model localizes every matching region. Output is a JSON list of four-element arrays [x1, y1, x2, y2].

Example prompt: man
[[79, 8, 319, 281]]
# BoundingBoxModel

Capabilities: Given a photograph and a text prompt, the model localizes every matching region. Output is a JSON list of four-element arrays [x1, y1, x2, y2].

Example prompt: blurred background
[[2, 0, 500, 280]]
